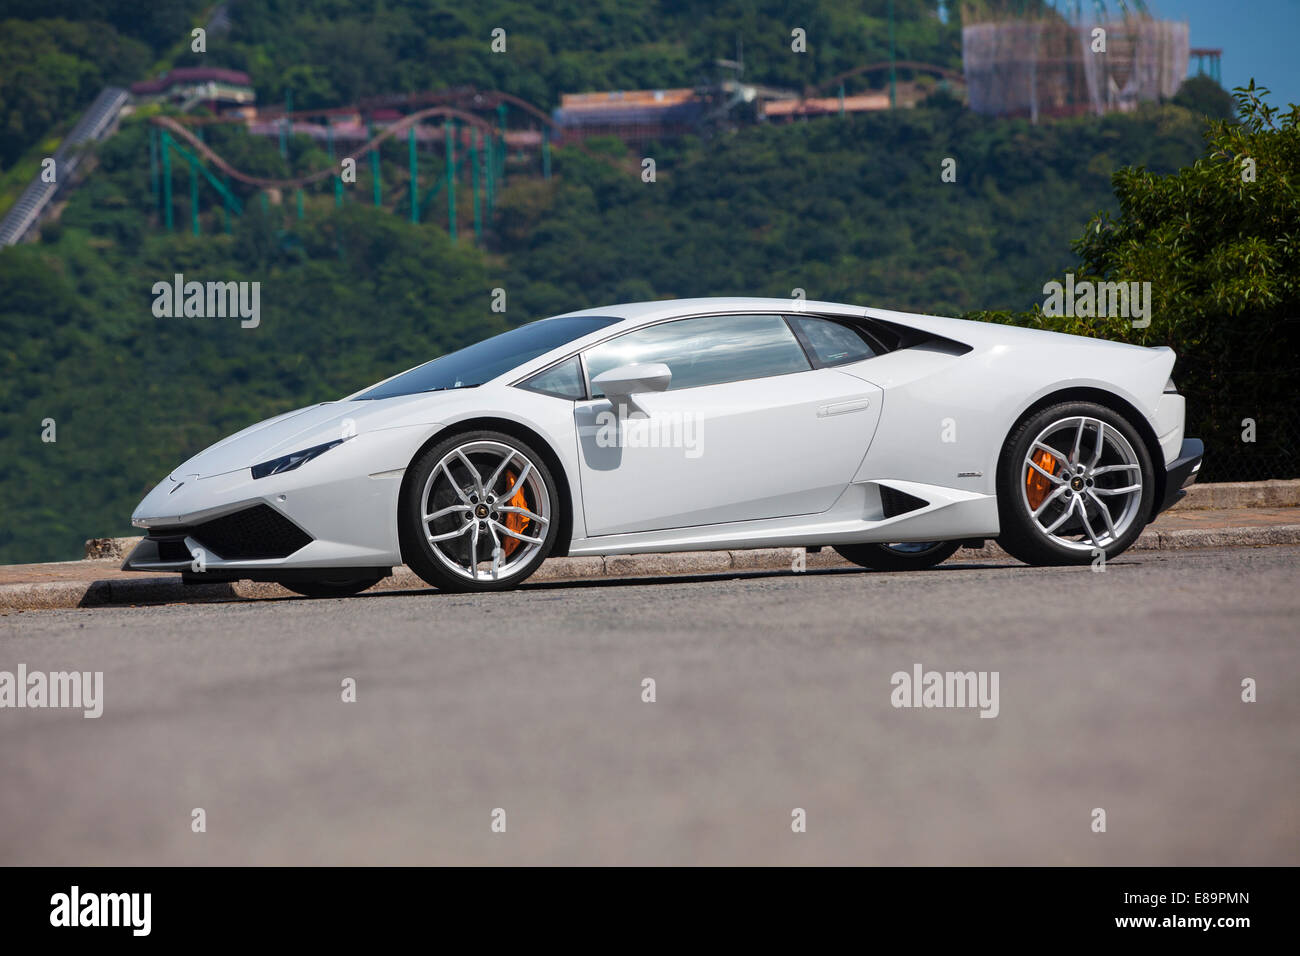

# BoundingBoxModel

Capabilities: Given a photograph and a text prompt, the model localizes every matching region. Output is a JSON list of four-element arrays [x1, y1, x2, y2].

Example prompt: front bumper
[[1156, 437, 1203, 515]]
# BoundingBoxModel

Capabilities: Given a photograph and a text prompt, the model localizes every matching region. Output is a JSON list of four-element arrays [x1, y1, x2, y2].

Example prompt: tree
[[969, 83, 1300, 481]]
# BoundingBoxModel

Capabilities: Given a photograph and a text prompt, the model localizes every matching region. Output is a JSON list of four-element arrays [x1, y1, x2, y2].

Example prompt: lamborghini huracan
[[124, 298, 1203, 595]]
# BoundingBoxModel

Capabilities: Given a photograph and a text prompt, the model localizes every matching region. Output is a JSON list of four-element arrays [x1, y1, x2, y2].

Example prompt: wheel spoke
[[441, 462, 471, 504], [424, 504, 469, 522], [1031, 441, 1066, 462], [1092, 463, 1140, 475], [428, 521, 472, 543], [499, 460, 532, 498], [496, 504, 549, 526], [1031, 483, 1067, 518], [455, 449, 485, 498], [1089, 421, 1106, 468], [1026, 456, 1063, 484], [1086, 489, 1118, 540], [1077, 498, 1103, 549], [490, 519, 543, 545], [485, 521, 503, 579], [1042, 495, 1077, 534], [483, 451, 518, 498], [1070, 418, 1086, 463], [469, 521, 480, 576], [1093, 484, 1141, 496]]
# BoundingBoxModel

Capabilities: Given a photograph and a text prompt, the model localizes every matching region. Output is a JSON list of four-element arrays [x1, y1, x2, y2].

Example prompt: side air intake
[[879, 485, 930, 519]]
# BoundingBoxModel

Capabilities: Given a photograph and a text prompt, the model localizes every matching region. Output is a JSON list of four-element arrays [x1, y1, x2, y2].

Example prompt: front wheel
[[400, 430, 560, 592], [996, 401, 1155, 566], [833, 540, 962, 572]]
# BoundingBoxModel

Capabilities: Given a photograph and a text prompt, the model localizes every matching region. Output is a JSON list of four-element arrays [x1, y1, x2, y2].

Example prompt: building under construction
[[962, 1, 1188, 120]]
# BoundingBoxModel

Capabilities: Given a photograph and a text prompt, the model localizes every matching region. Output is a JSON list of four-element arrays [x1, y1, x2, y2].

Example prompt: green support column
[[188, 153, 200, 236], [149, 127, 159, 214], [542, 126, 551, 179], [496, 103, 508, 188], [888, 0, 897, 110], [445, 121, 456, 241], [296, 187, 304, 219], [484, 133, 494, 214], [161, 130, 173, 231], [409, 125, 418, 224], [471, 128, 481, 241], [370, 124, 381, 208], [335, 174, 343, 208], [222, 174, 232, 233]]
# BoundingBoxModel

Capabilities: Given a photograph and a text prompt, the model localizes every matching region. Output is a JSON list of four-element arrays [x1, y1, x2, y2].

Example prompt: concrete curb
[[1180, 479, 1300, 510], [3, 521, 1298, 612]]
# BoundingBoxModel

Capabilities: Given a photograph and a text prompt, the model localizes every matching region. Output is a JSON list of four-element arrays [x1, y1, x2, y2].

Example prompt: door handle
[[817, 398, 871, 417]]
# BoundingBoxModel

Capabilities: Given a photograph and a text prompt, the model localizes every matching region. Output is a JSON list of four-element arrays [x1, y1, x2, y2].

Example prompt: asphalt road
[[1, 546, 1296, 865]]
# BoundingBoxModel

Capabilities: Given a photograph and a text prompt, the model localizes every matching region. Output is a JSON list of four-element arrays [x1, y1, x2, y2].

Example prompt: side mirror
[[592, 363, 672, 400]]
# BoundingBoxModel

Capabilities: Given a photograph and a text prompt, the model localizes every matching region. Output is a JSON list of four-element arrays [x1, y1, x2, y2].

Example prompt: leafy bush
[[967, 84, 1300, 482]]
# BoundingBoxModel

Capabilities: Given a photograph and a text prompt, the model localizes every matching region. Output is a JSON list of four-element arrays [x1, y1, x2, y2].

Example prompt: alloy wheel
[[420, 440, 552, 582], [1020, 415, 1144, 552]]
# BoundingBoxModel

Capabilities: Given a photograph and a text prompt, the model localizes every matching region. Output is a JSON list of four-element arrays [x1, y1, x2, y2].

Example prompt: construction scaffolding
[[962, 2, 1188, 120]]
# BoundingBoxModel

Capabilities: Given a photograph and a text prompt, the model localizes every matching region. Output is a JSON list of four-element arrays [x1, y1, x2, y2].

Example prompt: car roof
[[551, 296, 867, 329]]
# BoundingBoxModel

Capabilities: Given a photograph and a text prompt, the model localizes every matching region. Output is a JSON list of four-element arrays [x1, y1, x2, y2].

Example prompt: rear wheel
[[278, 575, 383, 598], [996, 401, 1154, 566], [400, 430, 559, 592], [834, 540, 961, 572]]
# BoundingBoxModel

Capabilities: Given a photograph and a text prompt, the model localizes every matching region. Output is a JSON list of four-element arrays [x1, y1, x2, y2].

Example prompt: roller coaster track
[[154, 88, 636, 192], [808, 60, 964, 97], [152, 105, 500, 190]]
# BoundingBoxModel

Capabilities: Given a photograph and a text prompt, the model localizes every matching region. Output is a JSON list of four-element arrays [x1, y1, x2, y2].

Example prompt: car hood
[[170, 393, 447, 479]]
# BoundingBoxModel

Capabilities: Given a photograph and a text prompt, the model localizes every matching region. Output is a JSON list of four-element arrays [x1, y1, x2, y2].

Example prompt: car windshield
[[354, 315, 622, 400]]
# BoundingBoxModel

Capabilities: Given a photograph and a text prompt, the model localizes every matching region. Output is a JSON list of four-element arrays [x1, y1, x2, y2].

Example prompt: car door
[[574, 313, 883, 536]]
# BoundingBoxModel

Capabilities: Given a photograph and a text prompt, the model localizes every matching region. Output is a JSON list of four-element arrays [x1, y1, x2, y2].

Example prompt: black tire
[[834, 540, 962, 571], [400, 429, 560, 592], [996, 400, 1155, 566], [278, 575, 383, 598]]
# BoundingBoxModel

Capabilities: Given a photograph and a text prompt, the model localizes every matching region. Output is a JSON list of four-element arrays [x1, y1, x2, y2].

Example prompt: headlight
[[251, 439, 344, 479], [1164, 377, 1178, 394]]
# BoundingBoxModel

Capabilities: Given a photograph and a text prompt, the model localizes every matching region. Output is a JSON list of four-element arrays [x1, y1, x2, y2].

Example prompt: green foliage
[[967, 83, 1300, 482], [0, 18, 151, 168], [184, 0, 960, 111], [1172, 75, 1236, 122]]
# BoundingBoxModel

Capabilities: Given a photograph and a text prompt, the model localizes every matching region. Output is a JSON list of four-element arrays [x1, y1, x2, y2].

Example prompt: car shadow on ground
[[72, 556, 1152, 609], [278, 557, 1141, 602]]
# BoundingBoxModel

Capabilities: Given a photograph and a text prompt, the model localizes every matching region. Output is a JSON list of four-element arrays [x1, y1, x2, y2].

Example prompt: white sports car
[[125, 297, 1202, 596]]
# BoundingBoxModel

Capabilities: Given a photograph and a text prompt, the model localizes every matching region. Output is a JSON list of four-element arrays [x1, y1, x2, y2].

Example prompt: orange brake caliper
[[501, 470, 530, 557], [1026, 449, 1059, 510]]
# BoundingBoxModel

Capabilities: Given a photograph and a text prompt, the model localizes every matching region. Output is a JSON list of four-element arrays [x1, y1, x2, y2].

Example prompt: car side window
[[787, 315, 878, 367], [519, 356, 585, 399], [584, 314, 811, 397]]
